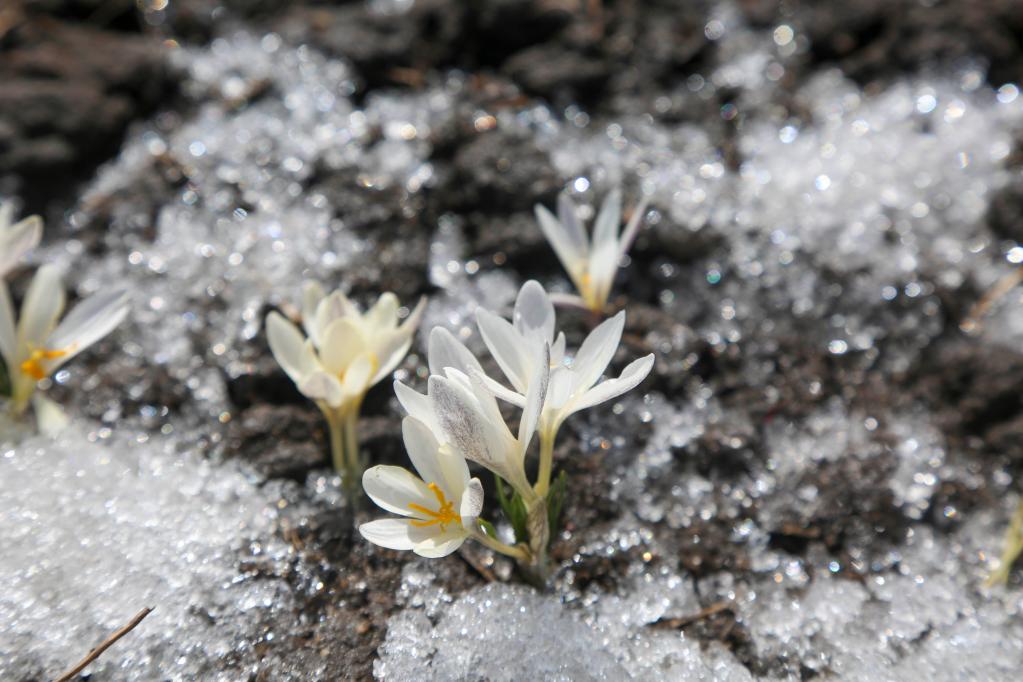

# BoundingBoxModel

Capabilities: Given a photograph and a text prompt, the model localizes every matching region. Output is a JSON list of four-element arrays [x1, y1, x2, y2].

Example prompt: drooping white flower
[[0, 202, 42, 280], [0, 264, 129, 423], [534, 189, 648, 313], [359, 416, 484, 557], [394, 326, 549, 497], [475, 280, 654, 437], [266, 283, 425, 414]]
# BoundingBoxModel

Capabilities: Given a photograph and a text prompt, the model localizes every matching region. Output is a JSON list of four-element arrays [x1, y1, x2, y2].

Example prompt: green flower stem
[[988, 499, 1023, 586], [534, 425, 558, 498], [8, 370, 37, 418], [344, 407, 361, 473], [323, 400, 364, 492], [471, 526, 531, 562]]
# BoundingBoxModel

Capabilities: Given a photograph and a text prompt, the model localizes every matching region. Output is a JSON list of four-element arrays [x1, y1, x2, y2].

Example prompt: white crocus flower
[[394, 326, 549, 500], [266, 282, 425, 478], [359, 417, 485, 557], [0, 264, 129, 428], [475, 280, 654, 495], [0, 203, 43, 280], [535, 189, 648, 313]]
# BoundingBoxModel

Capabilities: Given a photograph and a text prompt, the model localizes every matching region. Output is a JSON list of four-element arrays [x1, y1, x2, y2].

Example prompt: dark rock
[[225, 403, 328, 479], [0, 12, 176, 215]]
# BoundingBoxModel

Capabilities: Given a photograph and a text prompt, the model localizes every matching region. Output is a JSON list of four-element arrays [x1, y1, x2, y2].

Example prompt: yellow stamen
[[408, 482, 459, 531], [19, 347, 70, 381]]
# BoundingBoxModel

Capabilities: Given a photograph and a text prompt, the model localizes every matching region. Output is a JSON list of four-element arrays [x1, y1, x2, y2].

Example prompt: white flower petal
[[298, 370, 344, 407], [17, 264, 65, 349], [371, 331, 413, 386], [428, 327, 482, 377], [518, 342, 549, 450], [429, 375, 523, 489], [403, 416, 457, 492], [341, 352, 375, 399], [593, 188, 622, 252], [0, 215, 43, 279], [513, 280, 555, 345], [362, 465, 437, 518], [301, 281, 326, 343], [588, 238, 619, 308], [44, 288, 129, 370], [314, 290, 357, 343], [551, 331, 566, 367], [617, 194, 650, 262], [398, 296, 427, 335], [548, 366, 575, 410], [557, 192, 590, 254], [571, 311, 625, 392], [571, 353, 654, 413], [472, 369, 527, 408], [365, 292, 400, 332], [535, 202, 587, 281], [394, 380, 440, 434], [0, 282, 16, 369], [460, 477, 484, 519], [319, 317, 364, 376], [410, 526, 468, 558], [33, 393, 68, 436], [266, 312, 317, 384], [475, 308, 530, 392], [359, 518, 416, 551]]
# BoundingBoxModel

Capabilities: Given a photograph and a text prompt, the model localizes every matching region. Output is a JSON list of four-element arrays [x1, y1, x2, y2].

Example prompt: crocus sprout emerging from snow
[[535, 189, 649, 314], [0, 202, 42, 280], [0, 264, 129, 430], [266, 282, 425, 482], [361, 279, 653, 579]]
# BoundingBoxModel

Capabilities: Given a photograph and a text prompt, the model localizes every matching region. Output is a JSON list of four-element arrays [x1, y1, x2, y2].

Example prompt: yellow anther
[[19, 347, 70, 381], [408, 482, 459, 531]]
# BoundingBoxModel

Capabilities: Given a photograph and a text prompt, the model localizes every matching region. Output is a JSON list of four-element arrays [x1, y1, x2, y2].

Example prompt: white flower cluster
[[263, 190, 653, 572], [359, 279, 654, 569], [0, 202, 129, 430]]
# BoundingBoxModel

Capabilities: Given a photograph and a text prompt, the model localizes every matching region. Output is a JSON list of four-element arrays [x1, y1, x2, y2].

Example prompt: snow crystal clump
[[0, 417, 297, 680], [375, 569, 751, 681]]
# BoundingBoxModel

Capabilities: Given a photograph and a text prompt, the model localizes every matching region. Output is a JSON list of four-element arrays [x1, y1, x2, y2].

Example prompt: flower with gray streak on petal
[[394, 326, 549, 499]]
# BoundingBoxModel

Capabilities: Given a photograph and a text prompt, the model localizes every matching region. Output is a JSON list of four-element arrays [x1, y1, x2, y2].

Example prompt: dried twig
[[55, 607, 153, 682], [651, 600, 734, 629], [458, 549, 498, 583], [960, 266, 1023, 333]]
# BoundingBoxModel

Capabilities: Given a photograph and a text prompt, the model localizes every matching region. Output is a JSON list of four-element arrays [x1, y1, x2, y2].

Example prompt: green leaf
[[494, 474, 529, 544], [478, 518, 499, 539], [546, 470, 569, 537], [0, 358, 9, 398]]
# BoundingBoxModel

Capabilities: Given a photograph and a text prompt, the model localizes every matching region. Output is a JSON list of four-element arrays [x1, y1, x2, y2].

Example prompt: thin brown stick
[[55, 607, 153, 682], [960, 266, 1023, 333], [458, 549, 498, 583], [651, 600, 733, 629]]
